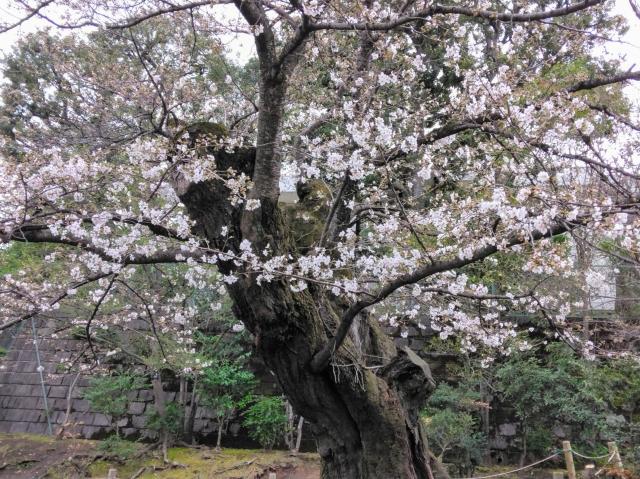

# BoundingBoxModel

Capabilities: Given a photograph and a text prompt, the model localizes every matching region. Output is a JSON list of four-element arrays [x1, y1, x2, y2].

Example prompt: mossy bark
[[177, 148, 436, 479]]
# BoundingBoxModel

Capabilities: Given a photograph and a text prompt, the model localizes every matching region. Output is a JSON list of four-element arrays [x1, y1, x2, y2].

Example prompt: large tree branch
[[22, 210, 194, 242], [0, 0, 54, 33], [378, 70, 640, 168], [427, 69, 640, 140], [10, 226, 194, 265], [234, 0, 276, 67], [318, 33, 375, 247], [85, 273, 117, 362], [557, 150, 640, 181], [5, 0, 231, 31], [273, 12, 311, 71], [107, 0, 232, 29], [233, 1, 288, 202], [310, 220, 577, 372], [567, 70, 640, 92], [129, 30, 169, 132], [630, 0, 640, 20], [588, 103, 640, 132], [309, 0, 604, 32]]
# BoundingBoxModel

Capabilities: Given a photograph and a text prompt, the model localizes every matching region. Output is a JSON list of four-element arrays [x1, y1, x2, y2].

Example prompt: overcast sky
[[602, 0, 640, 100]]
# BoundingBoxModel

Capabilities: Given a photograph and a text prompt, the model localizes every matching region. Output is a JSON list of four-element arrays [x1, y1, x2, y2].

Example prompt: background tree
[[422, 382, 487, 476], [243, 395, 288, 450], [84, 373, 148, 438], [495, 343, 609, 464], [197, 354, 256, 450]]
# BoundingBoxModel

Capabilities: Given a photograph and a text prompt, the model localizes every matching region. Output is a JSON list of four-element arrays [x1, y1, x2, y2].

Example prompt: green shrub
[[423, 381, 487, 475], [424, 408, 483, 459], [146, 402, 184, 439], [84, 373, 148, 436], [592, 358, 640, 419], [97, 435, 137, 460], [243, 396, 288, 450], [69, 325, 86, 340], [495, 343, 609, 457], [198, 359, 255, 448]]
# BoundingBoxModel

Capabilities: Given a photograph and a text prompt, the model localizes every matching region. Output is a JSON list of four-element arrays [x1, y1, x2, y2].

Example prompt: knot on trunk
[[381, 346, 436, 419], [177, 145, 256, 253]]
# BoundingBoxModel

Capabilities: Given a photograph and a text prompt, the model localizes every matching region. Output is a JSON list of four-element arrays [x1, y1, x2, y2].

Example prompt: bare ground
[[0, 433, 321, 478]]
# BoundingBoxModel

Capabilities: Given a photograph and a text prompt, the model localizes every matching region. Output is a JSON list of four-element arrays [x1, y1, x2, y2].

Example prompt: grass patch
[[0, 432, 55, 444], [0, 433, 319, 478], [88, 447, 318, 478]]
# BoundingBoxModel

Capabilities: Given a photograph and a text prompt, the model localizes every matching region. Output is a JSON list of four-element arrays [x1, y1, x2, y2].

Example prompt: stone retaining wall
[[0, 320, 276, 445], [0, 317, 562, 458]]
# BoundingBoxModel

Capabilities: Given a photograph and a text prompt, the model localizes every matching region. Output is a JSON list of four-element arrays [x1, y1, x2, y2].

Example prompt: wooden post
[[552, 471, 565, 479], [563, 441, 576, 479], [294, 416, 304, 453], [583, 464, 595, 479], [607, 441, 623, 469]]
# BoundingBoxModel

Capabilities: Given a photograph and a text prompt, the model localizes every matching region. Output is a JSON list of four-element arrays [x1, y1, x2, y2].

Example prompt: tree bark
[[177, 147, 438, 478], [183, 377, 198, 444], [216, 417, 223, 451], [151, 373, 169, 462]]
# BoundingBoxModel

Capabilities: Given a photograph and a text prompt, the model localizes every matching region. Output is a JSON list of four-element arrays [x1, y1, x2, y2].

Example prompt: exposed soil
[[257, 461, 322, 479], [0, 433, 96, 478], [0, 433, 321, 478]]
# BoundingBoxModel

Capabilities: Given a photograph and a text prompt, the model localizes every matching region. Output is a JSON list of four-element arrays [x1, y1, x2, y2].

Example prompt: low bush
[[243, 396, 288, 450]]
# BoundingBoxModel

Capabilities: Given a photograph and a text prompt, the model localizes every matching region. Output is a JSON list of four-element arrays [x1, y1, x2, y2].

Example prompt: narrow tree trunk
[[58, 371, 81, 438], [179, 377, 186, 407], [216, 417, 224, 451], [479, 381, 491, 465], [151, 373, 169, 463], [294, 416, 304, 454], [429, 450, 451, 479], [183, 377, 198, 444], [519, 422, 527, 467], [285, 400, 305, 454], [284, 401, 294, 450], [576, 238, 592, 340]]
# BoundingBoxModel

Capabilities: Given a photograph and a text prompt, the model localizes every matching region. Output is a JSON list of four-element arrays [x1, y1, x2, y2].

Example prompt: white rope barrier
[[571, 450, 611, 460], [449, 441, 622, 479], [452, 452, 562, 479], [452, 444, 620, 479], [594, 453, 617, 477]]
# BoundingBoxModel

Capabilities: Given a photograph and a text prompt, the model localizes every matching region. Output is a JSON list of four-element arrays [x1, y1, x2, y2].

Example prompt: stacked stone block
[[0, 322, 260, 442]]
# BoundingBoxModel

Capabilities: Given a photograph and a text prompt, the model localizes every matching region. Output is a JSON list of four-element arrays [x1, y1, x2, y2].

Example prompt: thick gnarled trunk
[[243, 282, 435, 479], [231, 269, 435, 479], [178, 153, 437, 478]]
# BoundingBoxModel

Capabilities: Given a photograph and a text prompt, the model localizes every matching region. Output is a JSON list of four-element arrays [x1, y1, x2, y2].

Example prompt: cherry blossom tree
[[1, 1, 639, 477]]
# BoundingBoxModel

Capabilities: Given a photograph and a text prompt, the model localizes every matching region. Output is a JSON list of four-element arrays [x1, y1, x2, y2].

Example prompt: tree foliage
[[84, 373, 148, 435], [243, 395, 288, 450]]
